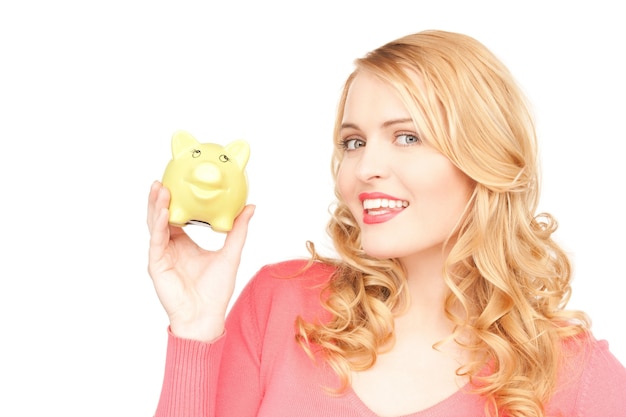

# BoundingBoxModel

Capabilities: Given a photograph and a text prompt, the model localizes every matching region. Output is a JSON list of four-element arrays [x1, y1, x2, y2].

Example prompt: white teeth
[[363, 198, 409, 210]]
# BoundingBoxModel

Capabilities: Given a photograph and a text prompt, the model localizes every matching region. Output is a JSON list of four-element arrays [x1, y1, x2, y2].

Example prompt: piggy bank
[[161, 130, 250, 232]]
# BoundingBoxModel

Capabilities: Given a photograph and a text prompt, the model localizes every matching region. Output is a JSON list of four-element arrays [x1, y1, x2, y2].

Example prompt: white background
[[1, 1, 624, 415]]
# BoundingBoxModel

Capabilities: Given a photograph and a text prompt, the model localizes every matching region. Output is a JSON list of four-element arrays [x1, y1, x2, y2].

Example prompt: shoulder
[[548, 332, 626, 414], [247, 259, 336, 298], [235, 258, 336, 321], [558, 331, 625, 373], [253, 258, 337, 285]]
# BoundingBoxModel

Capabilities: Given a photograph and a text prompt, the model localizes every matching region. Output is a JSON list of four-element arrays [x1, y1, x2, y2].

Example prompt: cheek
[[449, 167, 474, 199], [439, 170, 474, 220], [336, 162, 362, 215], [336, 163, 351, 200], [414, 161, 472, 216]]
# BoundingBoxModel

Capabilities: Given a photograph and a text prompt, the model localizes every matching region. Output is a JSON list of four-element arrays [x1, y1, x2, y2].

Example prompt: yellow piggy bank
[[162, 130, 250, 232]]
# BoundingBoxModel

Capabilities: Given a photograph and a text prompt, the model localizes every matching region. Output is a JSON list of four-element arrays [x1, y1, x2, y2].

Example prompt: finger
[[147, 181, 163, 229], [149, 185, 171, 232], [169, 223, 187, 239], [148, 180, 161, 202], [148, 206, 171, 266], [222, 204, 256, 261]]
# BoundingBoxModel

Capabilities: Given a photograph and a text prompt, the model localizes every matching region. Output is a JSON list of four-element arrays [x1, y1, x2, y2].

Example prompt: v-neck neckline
[[344, 381, 473, 417]]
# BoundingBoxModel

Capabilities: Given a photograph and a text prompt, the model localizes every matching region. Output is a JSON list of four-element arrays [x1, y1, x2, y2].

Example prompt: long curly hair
[[295, 30, 590, 417]]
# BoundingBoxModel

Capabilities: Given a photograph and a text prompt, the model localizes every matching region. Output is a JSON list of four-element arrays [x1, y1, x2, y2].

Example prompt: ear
[[224, 140, 250, 168], [171, 130, 200, 157]]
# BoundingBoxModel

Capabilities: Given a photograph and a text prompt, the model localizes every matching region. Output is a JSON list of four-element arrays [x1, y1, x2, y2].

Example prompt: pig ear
[[224, 140, 250, 168], [171, 130, 200, 157]]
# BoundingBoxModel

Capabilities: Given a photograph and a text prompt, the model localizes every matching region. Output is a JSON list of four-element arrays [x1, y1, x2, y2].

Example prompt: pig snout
[[192, 162, 224, 185]]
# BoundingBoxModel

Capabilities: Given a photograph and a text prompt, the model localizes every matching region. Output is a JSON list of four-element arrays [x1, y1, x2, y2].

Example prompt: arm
[[154, 275, 267, 417], [154, 331, 226, 417], [147, 181, 257, 416]]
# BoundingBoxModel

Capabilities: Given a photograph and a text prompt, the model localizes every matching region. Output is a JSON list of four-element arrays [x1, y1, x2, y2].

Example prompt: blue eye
[[342, 138, 366, 150], [396, 134, 421, 145]]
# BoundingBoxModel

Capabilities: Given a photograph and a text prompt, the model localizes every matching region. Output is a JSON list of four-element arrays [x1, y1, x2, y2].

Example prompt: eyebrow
[[340, 118, 414, 130]]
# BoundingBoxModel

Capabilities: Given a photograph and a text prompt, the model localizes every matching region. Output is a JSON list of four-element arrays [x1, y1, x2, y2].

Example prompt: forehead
[[341, 71, 418, 124]]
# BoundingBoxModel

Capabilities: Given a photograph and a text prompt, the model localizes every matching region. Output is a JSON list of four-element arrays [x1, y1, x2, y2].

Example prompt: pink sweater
[[155, 260, 626, 416]]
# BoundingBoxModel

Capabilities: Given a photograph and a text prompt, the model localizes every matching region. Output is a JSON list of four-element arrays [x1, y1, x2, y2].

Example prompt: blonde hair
[[296, 30, 590, 417]]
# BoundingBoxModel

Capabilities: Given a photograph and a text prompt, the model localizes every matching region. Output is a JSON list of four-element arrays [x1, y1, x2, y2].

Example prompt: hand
[[146, 181, 255, 341]]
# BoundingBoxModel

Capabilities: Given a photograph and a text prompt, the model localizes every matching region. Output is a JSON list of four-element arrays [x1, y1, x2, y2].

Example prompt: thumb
[[222, 204, 256, 260]]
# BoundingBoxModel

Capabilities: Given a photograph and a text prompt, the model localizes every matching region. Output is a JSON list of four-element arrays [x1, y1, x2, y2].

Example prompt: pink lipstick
[[359, 192, 409, 225]]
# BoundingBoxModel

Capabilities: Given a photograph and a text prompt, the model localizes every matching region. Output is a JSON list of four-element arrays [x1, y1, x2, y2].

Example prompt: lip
[[358, 192, 408, 225], [358, 192, 403, 201]]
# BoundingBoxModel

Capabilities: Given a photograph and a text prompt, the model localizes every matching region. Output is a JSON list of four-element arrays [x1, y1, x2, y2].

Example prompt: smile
[[190, 184, 222, 199], [363, 198, 409, 210], [360, 197, 409, 225]]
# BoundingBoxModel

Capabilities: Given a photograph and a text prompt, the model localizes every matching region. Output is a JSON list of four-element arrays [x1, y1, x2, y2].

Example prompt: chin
[[361, 235, 448, 262], [361, 242, 408, 260]]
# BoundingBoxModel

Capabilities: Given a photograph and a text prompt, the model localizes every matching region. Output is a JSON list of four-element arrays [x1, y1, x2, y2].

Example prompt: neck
[[397, 245, 455, 333]]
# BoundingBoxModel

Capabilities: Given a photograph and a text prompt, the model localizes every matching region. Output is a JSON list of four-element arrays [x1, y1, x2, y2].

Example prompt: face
[[336, 71, 474, 263]]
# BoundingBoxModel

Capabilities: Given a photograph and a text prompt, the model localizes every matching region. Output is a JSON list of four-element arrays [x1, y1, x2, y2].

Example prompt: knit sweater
[[154, 260, 626, 416]]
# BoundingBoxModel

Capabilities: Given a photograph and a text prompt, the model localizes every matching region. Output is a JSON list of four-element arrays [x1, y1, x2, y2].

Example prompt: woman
[[147, 30, 626, 417]]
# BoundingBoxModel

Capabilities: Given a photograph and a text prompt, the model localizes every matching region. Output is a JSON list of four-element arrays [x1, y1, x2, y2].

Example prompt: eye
[[191, 149, 201, 158], [219, 154, 230, 162], [395, 133, 421, 145], [341, 138, 366, 150]]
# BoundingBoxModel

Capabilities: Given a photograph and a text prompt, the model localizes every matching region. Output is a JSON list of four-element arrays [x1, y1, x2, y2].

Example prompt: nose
[[354, 140, 389, 182]]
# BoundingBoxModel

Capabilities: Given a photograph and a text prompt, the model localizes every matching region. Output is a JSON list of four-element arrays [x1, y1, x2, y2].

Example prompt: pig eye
[[191, 149, 201, 158], [219, 154, 230, 163]]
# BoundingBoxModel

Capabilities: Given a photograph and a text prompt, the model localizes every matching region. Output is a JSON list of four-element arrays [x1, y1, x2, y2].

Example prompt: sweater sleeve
[[153, 269, 270, 417], [154, 329, 226, 417]]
